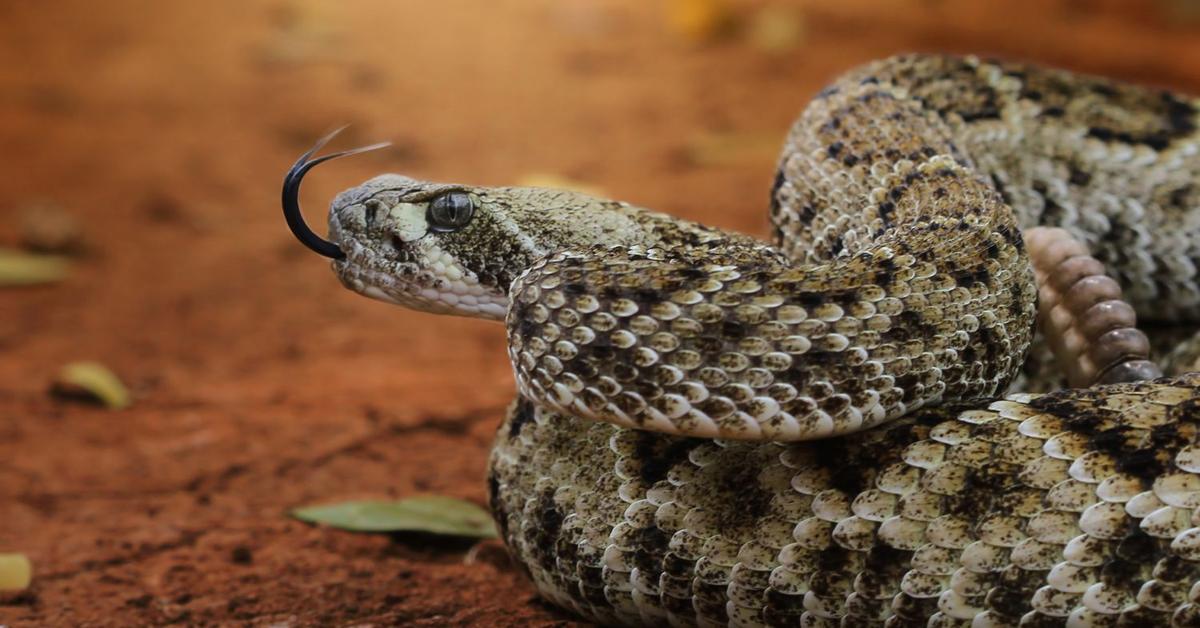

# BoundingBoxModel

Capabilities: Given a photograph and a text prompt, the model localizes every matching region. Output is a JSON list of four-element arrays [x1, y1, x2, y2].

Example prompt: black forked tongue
[[281, 126, 390, 259]]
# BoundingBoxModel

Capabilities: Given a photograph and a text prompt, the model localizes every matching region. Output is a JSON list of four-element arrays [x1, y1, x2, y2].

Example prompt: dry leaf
[[253, 1, 343, 68], [665, 0, 734, 44], [51, 362, 131, 410], [683, 131, 782, 166], [292, 496, 497, 538], [0, 249, 70, 286], [0, 554, 32, 591], [747, 6, 806, 53]]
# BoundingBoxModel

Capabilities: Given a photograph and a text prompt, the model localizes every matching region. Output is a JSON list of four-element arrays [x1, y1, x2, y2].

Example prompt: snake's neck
[[484, 205, 777, 319]]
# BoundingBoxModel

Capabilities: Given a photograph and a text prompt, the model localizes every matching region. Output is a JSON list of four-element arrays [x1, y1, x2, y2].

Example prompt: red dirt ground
[[2, 1, 1199, 625]]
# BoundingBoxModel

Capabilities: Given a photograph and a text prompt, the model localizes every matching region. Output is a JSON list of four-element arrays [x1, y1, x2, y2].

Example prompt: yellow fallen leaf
[[683, 131, 782, 167], [516, 174, 605, 198], [52, 361, 131, 410], [665, 0, 734, 44], [0, 554, 32, 590], [0, 248, 70, 286], [747, 6, 806, 54]]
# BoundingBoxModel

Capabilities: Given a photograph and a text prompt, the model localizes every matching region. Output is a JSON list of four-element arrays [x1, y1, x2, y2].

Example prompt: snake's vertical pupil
[[427, 191, 476, 232]]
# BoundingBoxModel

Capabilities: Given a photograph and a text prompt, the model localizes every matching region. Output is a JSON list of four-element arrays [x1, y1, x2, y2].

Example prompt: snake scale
[[282, 55, 1200, 626]]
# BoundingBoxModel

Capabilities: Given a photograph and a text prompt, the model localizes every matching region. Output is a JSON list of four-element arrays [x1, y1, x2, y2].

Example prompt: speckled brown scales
[[506, 55, 1200, 444], [306, 54, 1200, 626], [490, 55, 1200, 626], [490, 374, 1200, 627]]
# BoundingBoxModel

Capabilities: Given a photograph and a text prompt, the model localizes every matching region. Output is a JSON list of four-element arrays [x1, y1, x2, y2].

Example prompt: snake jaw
[[332, 252, 510, 320]]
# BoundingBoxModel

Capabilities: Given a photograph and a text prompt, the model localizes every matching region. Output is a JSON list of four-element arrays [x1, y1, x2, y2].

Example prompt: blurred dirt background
[[2, 1, 1200, 625]]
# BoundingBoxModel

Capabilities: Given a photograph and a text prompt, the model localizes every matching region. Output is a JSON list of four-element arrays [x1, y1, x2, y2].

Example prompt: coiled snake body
[[283, 55, 1200, 626]]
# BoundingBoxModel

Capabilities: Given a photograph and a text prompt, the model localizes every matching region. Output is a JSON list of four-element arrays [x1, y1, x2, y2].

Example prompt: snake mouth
[[329, 216, 510, 319], [327, 218, 424, 305], [281, 126, 390, 260]]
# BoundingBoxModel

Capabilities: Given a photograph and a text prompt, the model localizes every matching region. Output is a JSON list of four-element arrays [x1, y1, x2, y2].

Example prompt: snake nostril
[[390, 234, 405, 251]]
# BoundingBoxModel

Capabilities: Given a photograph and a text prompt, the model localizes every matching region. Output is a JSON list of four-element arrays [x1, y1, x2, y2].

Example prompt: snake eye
[[427, 191, 475, 233]]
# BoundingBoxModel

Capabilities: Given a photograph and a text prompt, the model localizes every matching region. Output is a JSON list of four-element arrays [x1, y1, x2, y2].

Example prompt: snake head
[[325, 174, 662, 320], [326, 174, 520, 318], [282, 130, 536, 319], [284, 130, 708, 320]]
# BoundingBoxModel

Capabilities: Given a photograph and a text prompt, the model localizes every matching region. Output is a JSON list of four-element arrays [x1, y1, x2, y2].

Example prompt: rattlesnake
[[282, 55, 1200, 626]]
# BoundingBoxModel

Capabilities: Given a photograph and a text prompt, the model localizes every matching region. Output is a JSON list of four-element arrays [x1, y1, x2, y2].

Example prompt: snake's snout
[[281, 126, 390, 260]]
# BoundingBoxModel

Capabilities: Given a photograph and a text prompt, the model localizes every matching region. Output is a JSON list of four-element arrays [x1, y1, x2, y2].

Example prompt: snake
[[281, 55, 1200, 626]]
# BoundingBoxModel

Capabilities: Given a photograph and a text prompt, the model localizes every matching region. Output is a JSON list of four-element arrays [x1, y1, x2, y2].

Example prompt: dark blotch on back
[[520, 485, 568, 582], [798, 204, 817, 225], [1085, 92, 1196, 151], [511, 299, 539, 341], [634, 430, 701, 484], [706, 457, 775, 534], [878, 201, 896, 226], [1115, 530, 1158, 563], [1031, 380, 1200, 483], [769, 168, 786, 216], [508, 397, 536, 440], [864, 543, 912, 582], [985, 585, 1033, 619], [486, 470, 508, 541], [628, 525, 672, 580], [1068, 164, 1092, 187], [721, 320, 747, 339]]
